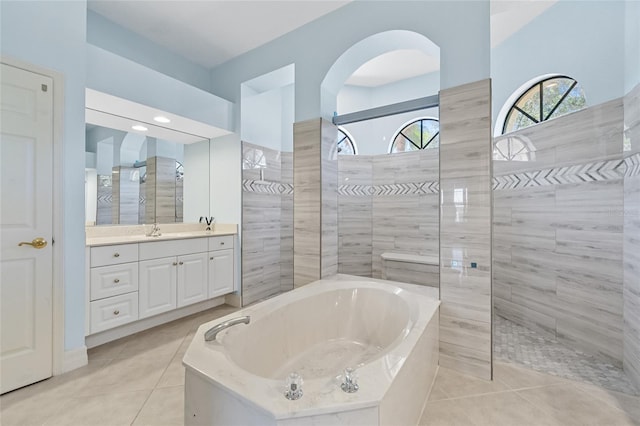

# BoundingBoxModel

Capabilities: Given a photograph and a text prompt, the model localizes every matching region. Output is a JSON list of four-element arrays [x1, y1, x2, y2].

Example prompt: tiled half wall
[[337, 151, 439, 279], [439, 79, 493, 380], [241, 142, 294, 305], [493, 98, 629, 365], [623, 84, 640, 388], [292, 118, 338, 287]]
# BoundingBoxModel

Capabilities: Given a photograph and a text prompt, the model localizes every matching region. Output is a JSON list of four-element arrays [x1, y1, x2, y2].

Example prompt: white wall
[[341, 107, 439, 155], [625, 0, 640, 94], [1, 0, 88, 351], [241, 83, 294, 152], [209, 1, 490, 124], [210, 134, 242, 225], [84, 169, 97, 225], [86, 44, 234, 132], [87, 10, 211, 93], [183, 140, 210, 223], [337, 72, 440, 115], [491, 0, 626, 127], [337, 71, 440, 155]]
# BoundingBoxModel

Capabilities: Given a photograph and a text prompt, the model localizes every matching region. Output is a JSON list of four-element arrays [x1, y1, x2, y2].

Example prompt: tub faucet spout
[[204, 316, 250, 341]]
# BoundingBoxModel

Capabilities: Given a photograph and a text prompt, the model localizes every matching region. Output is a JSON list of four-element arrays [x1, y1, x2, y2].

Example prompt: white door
[[208, 249, 234, 298], [0, 63, 54, 394], [139, 257, 177, 319], [177, 253, 208, 308]]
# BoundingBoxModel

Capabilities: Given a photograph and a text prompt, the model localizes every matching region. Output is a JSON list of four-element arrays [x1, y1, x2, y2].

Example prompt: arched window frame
[[500, 75, 587, 135], [389, 117, 440, 154], [336, 127, 357, 155]]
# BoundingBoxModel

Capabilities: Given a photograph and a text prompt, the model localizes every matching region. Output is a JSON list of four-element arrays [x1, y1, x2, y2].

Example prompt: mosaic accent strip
[[242, 179, 293, 195], [493, 158, 629, 191], [338, 181, 439, 196], [625, 152, 640, 178]]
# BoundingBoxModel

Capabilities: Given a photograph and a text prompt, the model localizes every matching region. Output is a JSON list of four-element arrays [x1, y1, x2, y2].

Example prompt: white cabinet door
[[177, 253, 208, 308], [139, 257, 177, 319], [208, 249, 234, 298]]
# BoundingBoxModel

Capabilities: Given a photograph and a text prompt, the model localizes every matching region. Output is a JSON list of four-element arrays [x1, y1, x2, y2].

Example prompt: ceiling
[[88, 0, 558, 88]]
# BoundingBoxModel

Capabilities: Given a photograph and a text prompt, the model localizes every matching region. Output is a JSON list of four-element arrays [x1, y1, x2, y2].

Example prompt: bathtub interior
[[221, 287, 414, 380]]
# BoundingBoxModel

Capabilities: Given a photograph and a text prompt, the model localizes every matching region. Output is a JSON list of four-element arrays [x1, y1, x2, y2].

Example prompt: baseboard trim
[[61, 346, 88, 374]]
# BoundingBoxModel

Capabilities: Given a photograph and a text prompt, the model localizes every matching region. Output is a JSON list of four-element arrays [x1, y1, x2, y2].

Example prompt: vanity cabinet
[[209, 249, 234, 298], [87, 233, 236, 338], [139, 257, 178, 319], [89, 243, 140, 334]]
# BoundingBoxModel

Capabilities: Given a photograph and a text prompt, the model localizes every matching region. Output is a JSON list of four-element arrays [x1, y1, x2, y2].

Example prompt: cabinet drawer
[[90, 262, 139, 301], [90, 292, 138, 334], [91, 244, 138, 267], [209, 235, 234, 251], [139, 238, 208, 261]]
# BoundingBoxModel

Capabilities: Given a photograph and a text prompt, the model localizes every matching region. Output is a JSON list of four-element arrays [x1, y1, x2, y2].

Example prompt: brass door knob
[[18, 237, 48, 249]]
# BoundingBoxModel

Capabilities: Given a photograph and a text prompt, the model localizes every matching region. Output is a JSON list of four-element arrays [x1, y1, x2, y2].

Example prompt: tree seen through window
[[503, 76, 586, 134]]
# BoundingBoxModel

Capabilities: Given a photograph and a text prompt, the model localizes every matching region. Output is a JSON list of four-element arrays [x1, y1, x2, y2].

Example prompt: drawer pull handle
[[173, 262, 178, 266], [113, 310, 120, 315], [113, 253, 120, 258], [114, 278, 120, 283], [210, 257, 213, 260], [220, 242, 225, 245], [179, 261, 184, 265]]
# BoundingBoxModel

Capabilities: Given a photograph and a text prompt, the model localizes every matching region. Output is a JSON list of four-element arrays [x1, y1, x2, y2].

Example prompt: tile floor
[[1, 305, 639, 426]]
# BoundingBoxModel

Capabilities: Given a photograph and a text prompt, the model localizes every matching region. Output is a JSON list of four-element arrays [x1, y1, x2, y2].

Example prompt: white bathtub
[[183, 276, 440, 425]]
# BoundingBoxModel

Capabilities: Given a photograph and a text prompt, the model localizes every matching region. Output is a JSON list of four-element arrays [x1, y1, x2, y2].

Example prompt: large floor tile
[[0, 387, 74, 426], [494, 361, 567, 390], [133, 385, 185, 426], [429, 366, 510, 399], [42, 390, 151, 426], [517, 383, 639, 426], [77, 352, 169, 397], [114, 330, 184, 361], [450, 391, 565, 426], [420, 398, 478, 425], [574, 383, 640, 423]]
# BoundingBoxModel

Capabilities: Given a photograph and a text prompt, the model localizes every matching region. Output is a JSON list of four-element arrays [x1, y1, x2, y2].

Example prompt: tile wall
[[111, 166, 140, 225], [493, 98, 626, 364], [96, 175, 112, 225], [241, 142, 294, 305], [292, 118, 337, 287], [439, 79, 493, 380], [623, 84, 640, 388], [337, 150, 439, 279]]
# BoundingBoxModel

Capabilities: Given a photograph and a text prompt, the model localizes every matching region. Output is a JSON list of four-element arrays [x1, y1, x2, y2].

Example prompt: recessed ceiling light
[[153, 116, 171, 123], [132, 125, 148, 131]]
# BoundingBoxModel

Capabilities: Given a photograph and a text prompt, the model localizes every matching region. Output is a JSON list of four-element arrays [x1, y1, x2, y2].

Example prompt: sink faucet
[[200, 216, 215, 231], [146, 223, 161, 237], [204, 316, 250, 341]]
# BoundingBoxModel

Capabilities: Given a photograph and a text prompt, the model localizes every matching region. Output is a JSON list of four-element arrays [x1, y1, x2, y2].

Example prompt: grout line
[[129, 333, 190, 425]]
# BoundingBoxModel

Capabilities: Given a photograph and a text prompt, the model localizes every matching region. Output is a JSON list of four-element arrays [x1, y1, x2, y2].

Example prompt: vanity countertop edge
[[86, 225, 238, 247]]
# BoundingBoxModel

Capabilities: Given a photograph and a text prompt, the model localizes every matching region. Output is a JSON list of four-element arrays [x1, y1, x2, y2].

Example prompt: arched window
[[336, 128, 357, 155], [502, 76, 586, 134], [390, 118, 439, 153]]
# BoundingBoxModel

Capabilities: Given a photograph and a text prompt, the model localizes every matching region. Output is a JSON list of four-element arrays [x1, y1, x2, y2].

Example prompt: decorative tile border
[[493, 157, 630, 191], [242, 179, 293, 195], [625, 152, 640, 178], [246, 153, 640, 196], [338, 181, 439, 196]]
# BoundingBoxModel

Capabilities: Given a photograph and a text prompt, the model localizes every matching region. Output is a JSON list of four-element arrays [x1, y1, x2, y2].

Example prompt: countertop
[[86, 223, 237, 247]]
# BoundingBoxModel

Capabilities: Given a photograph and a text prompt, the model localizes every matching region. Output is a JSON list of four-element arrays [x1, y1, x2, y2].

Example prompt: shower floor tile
[[494, 315, 639, 396]]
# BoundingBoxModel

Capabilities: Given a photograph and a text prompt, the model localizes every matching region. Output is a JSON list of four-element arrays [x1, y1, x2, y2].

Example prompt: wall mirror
[[85, 98, 213, 226]]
